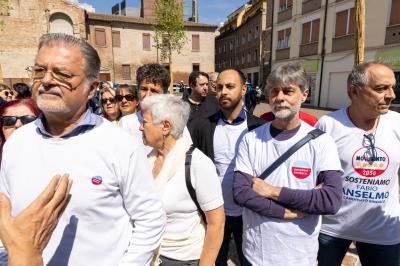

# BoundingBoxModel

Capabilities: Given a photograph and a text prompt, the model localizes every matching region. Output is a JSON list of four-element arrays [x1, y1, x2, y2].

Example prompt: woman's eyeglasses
[[363, 133, 378, 163], [1, 115, 37, 127], [115, 94, 137, 102], [3, 91, 14, 97], [101, 98, 117, 105]]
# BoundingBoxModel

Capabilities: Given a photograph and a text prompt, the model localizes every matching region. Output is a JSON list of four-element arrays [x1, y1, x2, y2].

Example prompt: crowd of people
[[0, 32, 399, 266]]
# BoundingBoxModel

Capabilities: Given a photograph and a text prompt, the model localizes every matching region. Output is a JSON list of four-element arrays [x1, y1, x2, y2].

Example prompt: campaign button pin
[[291, 161, 312, 179], [91, 176, 102, 185]]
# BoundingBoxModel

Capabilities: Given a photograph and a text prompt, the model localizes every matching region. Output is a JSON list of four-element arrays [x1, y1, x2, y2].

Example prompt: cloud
[[65, 0, 96, 12]]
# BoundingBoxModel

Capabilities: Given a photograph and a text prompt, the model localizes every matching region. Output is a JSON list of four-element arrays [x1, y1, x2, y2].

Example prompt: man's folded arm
[[233, 170, 285, 219]]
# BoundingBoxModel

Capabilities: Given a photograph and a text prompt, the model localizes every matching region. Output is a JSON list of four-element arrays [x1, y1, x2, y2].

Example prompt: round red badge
[[291, 161, 312, 179]]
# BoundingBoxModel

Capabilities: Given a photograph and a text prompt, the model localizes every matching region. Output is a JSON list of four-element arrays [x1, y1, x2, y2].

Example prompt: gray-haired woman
[[139, 94, 225, 266]]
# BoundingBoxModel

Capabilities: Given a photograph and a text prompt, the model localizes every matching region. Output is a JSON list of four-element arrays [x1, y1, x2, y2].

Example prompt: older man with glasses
[[316, 62, 400, 266], [0, 33, 165, 265]]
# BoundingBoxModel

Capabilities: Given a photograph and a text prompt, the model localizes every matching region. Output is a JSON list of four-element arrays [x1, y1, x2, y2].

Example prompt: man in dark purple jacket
[[233, 62, 343, 266]]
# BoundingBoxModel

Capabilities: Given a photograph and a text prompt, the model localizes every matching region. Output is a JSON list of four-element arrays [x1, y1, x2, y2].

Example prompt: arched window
[[49, 13, 74, 35]]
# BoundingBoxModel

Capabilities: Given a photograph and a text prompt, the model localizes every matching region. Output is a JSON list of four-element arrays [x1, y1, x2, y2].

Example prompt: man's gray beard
[[271, 102, 301, 121], [36, 95, 71, 114]]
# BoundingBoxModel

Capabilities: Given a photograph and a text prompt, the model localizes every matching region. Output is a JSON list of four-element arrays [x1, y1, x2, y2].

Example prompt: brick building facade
[[0, 0, 216, 86], [215, 0, 270, 87]]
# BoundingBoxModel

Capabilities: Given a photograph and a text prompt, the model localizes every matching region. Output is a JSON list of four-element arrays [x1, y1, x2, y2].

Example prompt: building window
[[230, 40, 233, 51], [335, 8, 355, 37], [389, 0, 400, 26], [122, 65, 131, 80], [247, 52, 251, 63], [237, 36, 240, 46], [112, 31, 120, 48], [277, 28, 291, 49], [255, 26, 259, 39], [193, 63, 200, 71], [224, 43, 226, 53], [143, 33, 151, 50], [242, 54, 245, 64], [95, 28, 106, 46], [237, 58, 240, 66], [242, 34, 246, 45], [248, 30, 252, 42], [254, 49, 258, 63], [279, 0, 293, 12], [301, 19, 320, 44], [192, 34, 200, 51]]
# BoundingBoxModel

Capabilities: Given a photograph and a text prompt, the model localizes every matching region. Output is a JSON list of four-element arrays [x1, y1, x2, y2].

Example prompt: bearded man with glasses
[[0, 33, 165, 265], [316, 62, 400, 266]]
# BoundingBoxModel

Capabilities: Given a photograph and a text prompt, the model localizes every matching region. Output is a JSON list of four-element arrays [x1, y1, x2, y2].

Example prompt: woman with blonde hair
[[100, 87, 121, 123], [140, 94, 225, 266]]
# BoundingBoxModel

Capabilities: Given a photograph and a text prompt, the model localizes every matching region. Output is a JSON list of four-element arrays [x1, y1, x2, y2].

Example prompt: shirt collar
[[216, 108, 247, 125], [35, 109, 103, 138]]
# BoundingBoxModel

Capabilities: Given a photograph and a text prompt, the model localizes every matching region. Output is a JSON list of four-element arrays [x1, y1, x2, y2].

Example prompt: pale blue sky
[[80, 0, 247, 26]]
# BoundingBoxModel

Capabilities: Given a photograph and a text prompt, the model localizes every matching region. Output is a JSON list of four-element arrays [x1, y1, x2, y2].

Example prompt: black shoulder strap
[[185, 145, 207, 224], [259, 128, 325, 180]]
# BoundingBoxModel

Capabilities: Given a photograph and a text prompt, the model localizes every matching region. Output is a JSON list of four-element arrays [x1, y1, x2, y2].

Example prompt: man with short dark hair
[[185, 71, 219, 135], [0, 33, 165, 265], [233, 63, 343, 265], [191, 68, 265, 266], [317, 62, 400, 266], [119, 63, 191, 151]]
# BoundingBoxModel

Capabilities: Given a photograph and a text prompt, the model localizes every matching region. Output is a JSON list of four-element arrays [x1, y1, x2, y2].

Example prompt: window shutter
[[143, 33, 150, 50], [311, 19, 320, 43], [122, 65, 131, 80], [348, 8, 355, 34], [335, 10, 348, 36], [112, 31, 120, 47], [390, 0, 400, 25], [302, 22, 311, 44], [95, 28, 106, 46], [192, 34, 200, 51]]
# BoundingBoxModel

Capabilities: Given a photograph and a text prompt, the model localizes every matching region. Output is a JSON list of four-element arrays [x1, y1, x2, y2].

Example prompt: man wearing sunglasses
[[316, 62, 400, 266], [0, 33, 165, 266], [119, 63, 191, 152]]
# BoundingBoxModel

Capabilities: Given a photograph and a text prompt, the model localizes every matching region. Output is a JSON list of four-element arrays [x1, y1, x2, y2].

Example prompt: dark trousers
[[318, 233, 400, 266], [215, 215, 245, 266]]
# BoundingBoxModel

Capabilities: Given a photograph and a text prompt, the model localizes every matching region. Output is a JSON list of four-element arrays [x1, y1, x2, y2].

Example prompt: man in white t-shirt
[[316, 62, 400, 266], [119, 63, 191, 152], [0, 33, 165, 265], [233, 63, 343, 266]]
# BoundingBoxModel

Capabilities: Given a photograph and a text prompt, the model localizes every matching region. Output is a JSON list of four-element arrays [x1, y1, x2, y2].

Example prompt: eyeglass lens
[[1, 115, 37, 126], [101, 98, 116, 105], [116, 94, 136, 102]]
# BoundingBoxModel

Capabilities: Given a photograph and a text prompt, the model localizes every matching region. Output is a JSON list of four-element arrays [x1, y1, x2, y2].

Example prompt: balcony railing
[[385, 24, 400, 45], [299, 42, 318, 57], [276, 47, 290, 60], [302, 0, 321, 15], [332, 34, 354, 53]]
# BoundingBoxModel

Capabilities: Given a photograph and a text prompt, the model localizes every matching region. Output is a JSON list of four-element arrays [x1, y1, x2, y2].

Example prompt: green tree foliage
[[153, 0, 187, 91]]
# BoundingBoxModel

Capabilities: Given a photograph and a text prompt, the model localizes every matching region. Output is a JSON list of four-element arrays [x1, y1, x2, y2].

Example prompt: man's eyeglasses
[[115, 94, 137, 102], [1, 115, 37, 127], [363, 133, 378, 163], [101, 98, 117, 105], [26, 66, 80, 83]]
